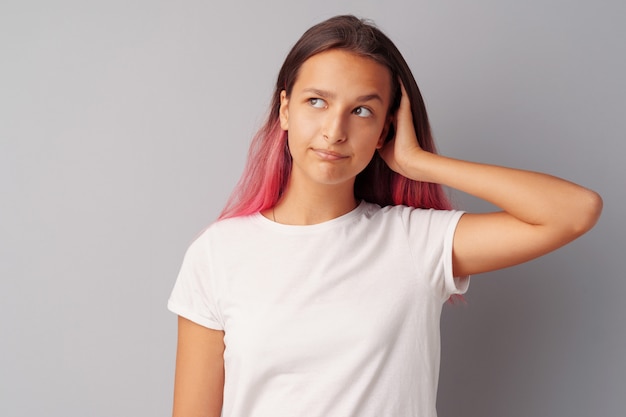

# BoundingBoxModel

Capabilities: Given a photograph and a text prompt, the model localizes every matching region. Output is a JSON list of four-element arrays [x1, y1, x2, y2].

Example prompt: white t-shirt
[[168, 201, 469, 417]]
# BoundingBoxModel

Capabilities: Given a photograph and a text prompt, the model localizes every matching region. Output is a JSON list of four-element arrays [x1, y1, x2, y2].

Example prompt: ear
[[376, 115, 393, 149], [279, 90, 289, 131]]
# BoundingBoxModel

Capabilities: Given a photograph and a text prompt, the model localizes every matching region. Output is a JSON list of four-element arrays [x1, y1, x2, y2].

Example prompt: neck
[[269, 178, 358, 225]]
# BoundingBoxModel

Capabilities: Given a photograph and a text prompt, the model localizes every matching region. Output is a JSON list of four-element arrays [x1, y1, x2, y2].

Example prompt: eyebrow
[[301, 88, 384, 103]]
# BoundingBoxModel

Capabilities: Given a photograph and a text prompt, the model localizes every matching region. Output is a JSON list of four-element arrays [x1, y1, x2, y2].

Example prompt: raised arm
[[379, 84, 603, 277], [172, 317, 224, 417]]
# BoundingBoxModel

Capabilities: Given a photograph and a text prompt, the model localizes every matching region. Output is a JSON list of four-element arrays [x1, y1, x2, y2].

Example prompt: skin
[[270, 50, 393, 225], [172, 49, 603, 416], [172, 317, 224, 417]]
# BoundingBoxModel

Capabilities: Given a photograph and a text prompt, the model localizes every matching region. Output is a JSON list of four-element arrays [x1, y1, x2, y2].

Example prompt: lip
[[312, 148, 348, 161]]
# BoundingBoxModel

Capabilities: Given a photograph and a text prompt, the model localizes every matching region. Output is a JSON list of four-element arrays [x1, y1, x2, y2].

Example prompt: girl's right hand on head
[[378, 81, 429, 180]]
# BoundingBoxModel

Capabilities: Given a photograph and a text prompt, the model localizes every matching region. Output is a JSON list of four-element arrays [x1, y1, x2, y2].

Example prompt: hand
[[378, 81, 428, 180]]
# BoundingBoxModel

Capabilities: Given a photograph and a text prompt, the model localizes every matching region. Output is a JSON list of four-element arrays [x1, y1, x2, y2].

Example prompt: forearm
[[405, 150, 602, 234]]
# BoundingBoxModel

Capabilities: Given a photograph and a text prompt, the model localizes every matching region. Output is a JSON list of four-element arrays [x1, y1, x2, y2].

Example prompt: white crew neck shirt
[[168, 201, 469, 417]]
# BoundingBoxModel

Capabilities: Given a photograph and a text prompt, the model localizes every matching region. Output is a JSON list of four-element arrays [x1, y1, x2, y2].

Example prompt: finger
[[398, 80, 411, 111], [396, 80, 413, 131]]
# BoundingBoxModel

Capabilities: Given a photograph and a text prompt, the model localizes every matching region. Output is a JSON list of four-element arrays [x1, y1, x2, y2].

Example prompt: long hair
[[219, 15, 451, 220]]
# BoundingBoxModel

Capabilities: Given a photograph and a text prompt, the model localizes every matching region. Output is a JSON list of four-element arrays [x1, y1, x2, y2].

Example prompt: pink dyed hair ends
[[219, 120, 291, 219], [219, 15, 452, 220]]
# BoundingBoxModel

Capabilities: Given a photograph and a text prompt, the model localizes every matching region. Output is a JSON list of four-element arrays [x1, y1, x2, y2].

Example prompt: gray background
[[1, 0, 624, 416]]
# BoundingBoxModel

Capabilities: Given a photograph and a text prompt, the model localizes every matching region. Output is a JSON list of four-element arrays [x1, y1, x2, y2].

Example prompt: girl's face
[[279, 49, 392, 191]]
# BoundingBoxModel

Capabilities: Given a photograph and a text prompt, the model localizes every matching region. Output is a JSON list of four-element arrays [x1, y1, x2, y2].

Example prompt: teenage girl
[[168, 15, 602, 417]]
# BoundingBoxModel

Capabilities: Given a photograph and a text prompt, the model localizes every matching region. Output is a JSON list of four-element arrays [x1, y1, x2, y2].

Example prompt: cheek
[[288, 112, 318, 140], [356, 124, 386, 149], [352, 136, 381, 165]]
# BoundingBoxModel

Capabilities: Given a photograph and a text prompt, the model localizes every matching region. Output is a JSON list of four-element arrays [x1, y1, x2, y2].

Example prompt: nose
[[322, 110, 348, 143]]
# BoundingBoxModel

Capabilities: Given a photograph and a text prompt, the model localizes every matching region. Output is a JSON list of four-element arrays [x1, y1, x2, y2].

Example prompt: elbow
[[570, 189, 603, 237]]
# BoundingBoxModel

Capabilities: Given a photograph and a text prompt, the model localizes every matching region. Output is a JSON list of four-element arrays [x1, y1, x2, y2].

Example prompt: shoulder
[[364, 203, 464, 249], [184, 214, 261, 254], [199, 214, 261, 237], [361, 201, 463, 226]]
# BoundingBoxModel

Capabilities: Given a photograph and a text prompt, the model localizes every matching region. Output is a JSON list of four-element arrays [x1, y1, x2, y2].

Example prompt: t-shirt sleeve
[[404, 208, 470, 301], [167, 231, 224, 330]]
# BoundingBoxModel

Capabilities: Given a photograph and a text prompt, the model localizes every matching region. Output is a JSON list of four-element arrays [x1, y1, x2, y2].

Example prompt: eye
[[353, 106, 372, 118], [308, 98, 327, 108]]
